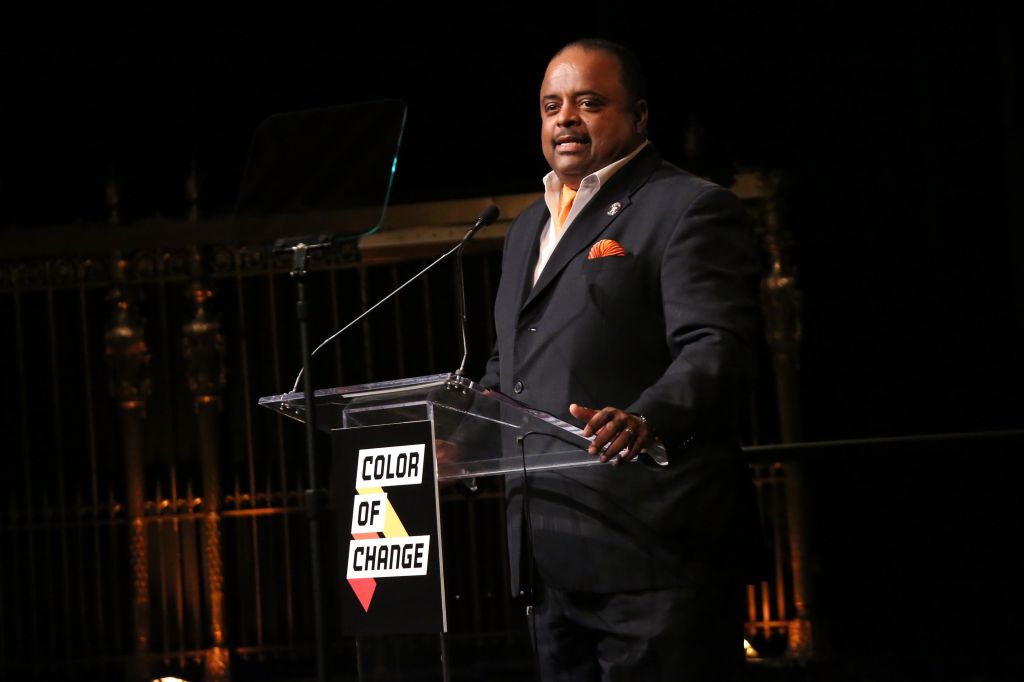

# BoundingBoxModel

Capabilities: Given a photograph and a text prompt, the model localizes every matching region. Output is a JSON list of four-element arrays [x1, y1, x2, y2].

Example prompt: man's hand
[[434, 439, 462, 487], [569, 403, 653, 466]]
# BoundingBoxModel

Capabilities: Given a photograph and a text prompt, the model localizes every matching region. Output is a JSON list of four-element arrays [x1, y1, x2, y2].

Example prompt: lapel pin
[[607, 202, 622, 216]]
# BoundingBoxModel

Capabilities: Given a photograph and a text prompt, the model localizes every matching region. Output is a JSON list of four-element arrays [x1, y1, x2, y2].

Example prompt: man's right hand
[[569, 403, 653, 466]]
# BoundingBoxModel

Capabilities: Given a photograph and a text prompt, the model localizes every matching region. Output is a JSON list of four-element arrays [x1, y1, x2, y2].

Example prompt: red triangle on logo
[[348, 577, 377, 612]]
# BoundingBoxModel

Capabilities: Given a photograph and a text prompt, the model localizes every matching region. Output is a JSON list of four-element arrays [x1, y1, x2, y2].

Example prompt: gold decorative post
[[183, 170, 230, 681], [756, 172, 815, 660], [105, 177, 153, 678], [758, 173, 802, 439]]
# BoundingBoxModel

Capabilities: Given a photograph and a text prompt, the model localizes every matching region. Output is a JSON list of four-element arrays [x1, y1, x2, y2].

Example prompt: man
[[479, 39, 764, 680]]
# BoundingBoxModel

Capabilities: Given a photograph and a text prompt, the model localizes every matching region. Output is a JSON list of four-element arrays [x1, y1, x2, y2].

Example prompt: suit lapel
[[508, 207, 548, 313], [522, 144, 663, 312]]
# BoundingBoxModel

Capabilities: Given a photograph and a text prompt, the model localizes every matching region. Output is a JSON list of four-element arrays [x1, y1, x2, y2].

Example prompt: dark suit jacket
[[480, 144, 764, 594]]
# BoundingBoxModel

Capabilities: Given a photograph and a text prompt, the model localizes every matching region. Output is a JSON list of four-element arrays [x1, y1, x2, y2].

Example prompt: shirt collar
[[542, 139, 650, 195]]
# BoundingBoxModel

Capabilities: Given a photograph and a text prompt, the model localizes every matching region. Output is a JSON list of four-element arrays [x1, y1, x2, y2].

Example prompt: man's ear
[[634, 99, 649, 134]]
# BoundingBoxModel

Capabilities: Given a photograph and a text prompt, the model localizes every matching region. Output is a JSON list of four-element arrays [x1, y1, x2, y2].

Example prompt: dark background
[[1, 5, 1022, 680]]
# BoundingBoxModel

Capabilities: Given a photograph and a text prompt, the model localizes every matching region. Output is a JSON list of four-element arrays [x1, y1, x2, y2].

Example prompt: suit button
[[513, 380, 524, 394]]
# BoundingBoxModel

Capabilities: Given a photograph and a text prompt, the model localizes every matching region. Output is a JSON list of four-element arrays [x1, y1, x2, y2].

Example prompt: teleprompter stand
[[233, 99, 408, 682]]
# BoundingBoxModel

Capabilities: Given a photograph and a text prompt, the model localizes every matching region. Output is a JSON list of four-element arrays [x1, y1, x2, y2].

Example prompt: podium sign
[[331, 420, 446, 635]]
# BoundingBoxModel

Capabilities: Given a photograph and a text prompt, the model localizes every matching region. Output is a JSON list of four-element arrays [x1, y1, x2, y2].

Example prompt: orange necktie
[[555, 185, 577, 237]]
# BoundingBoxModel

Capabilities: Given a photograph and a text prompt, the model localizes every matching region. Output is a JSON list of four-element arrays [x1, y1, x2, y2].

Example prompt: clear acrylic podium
[[259, 372, 625, 644], [258, 372, 654, 481], [258, 371, 667, 670]]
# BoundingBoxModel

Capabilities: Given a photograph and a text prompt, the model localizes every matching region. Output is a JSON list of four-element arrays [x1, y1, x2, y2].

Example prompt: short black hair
[[555, 38, 647, 104]]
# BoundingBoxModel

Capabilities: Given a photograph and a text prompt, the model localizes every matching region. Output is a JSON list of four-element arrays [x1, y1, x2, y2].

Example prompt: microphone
[[291, 204, 501, 392], [464, 204, 500, 241]]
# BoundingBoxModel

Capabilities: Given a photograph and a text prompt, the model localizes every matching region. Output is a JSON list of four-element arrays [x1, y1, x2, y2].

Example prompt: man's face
[[540, 46, 648, 189]]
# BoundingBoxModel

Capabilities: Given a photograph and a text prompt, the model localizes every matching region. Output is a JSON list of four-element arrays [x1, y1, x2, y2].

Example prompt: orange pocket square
[[588, 239, 627, 259]]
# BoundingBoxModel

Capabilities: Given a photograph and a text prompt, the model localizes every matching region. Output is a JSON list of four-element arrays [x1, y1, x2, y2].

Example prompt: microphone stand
[[452, 205, 498, 379], [291, 204, 499, 393], [453, 240, 471, 378], [276, 234, 332, 682]]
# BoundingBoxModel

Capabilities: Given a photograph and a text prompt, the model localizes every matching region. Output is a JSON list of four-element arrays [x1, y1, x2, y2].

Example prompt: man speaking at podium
[[479, 38, 763, 681]]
